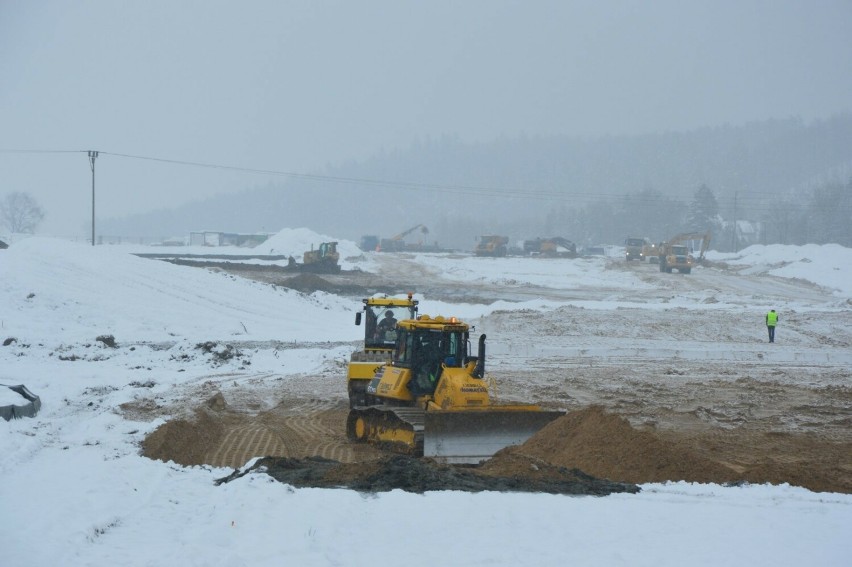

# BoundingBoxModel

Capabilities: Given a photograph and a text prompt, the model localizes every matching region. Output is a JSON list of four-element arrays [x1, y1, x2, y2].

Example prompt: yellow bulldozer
[[347, 294, 419, 407], [302, 241, 340, 273], [347, 314, 564, 463]]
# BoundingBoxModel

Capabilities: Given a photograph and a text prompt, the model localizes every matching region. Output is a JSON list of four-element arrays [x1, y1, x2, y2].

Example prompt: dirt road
[[134, 253, 852, 493]]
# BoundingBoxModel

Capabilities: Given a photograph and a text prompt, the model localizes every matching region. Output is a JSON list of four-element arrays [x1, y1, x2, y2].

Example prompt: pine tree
[[686, 184, 719, 233]]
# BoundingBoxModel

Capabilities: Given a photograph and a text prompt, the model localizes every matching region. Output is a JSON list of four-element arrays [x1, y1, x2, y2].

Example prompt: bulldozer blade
[[423, 410, 564, 464]]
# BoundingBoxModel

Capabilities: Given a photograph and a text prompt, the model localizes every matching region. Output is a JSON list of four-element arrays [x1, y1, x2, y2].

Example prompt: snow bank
[[0, 237, 357, 342], [253, 227, 362, 260], [707, 244, 852, 296]]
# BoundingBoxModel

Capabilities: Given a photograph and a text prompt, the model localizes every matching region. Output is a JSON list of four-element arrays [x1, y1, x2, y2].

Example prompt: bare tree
[[0, 192, 45, 234]]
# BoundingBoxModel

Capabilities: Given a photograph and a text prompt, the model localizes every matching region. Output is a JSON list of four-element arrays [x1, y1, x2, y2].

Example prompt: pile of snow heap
[[706, 244, 852, 297], [0, 237, 357, 343], [254, 227, 361, 259]]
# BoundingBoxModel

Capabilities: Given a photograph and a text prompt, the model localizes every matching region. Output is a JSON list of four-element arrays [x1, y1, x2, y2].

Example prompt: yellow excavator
[[347, 314, 564, 463], [664, 231, 712, 261], [658, 231, 713, 274], [379, 224, 429, 252]]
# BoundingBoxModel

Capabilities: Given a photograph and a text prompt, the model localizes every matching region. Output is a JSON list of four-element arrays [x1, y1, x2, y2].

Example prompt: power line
[[1, 147, 849, 212], [0, 148, 86, 154]]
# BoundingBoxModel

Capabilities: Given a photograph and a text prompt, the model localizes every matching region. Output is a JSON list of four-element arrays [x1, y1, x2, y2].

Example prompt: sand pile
[[486, 406, 739, 484], [142, 409, 225, 466]]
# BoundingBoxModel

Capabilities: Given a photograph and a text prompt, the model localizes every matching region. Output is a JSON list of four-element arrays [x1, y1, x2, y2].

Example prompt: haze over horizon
[[2, 1, 851, 236]]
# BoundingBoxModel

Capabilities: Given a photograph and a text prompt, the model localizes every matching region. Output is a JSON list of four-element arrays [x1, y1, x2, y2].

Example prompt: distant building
[[189, 231, 271, 247], [736, 220, 760, 247]]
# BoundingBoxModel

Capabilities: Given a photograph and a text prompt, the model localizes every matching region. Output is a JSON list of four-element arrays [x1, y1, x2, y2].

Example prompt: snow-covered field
[[1, 232, 850, 566]]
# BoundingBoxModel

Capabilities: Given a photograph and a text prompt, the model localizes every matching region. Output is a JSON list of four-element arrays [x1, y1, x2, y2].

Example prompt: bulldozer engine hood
[[432, 366, 489, 409], [368, 366, 415, 402]]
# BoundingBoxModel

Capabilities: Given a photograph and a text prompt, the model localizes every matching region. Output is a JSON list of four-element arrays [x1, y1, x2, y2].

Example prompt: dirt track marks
[[204, 398, 377, 468], [207, 425, 288, 468]]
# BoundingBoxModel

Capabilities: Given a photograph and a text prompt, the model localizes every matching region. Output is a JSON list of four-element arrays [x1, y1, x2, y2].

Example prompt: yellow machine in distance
[[659, 243, 694, 273], [302, 241, 340, 273], [347, 314, 564, 463], [347, 294, 419, 407], [475, 235, 509, 257], [658, 231, 712, 273]]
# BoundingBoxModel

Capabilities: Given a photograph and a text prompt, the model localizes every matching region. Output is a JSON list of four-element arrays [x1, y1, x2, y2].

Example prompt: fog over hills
[[99, 115, 852, 249]]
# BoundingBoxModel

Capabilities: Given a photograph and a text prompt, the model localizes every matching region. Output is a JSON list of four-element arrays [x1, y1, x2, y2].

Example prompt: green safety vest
[[766, 311, 778, 326]]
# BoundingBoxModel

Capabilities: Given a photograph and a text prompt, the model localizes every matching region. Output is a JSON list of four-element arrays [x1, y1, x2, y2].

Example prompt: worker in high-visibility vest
[[765, 309, 778, 343]]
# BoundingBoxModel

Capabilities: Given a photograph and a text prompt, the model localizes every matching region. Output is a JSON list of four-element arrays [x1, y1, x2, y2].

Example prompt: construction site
[[3, 234, 850, 567], [129, 248, 851, 494]]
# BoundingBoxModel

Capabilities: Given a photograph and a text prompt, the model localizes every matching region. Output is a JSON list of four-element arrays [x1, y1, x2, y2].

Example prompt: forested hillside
[[100, 115, 852, 250]]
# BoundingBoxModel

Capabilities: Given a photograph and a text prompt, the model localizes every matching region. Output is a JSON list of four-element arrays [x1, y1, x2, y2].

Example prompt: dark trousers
[[767, 325, 776, 343]]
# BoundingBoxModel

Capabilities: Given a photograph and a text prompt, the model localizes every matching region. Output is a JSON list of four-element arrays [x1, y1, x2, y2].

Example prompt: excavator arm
[[667, 231, 712, 261], [391, 224, 429, 241]]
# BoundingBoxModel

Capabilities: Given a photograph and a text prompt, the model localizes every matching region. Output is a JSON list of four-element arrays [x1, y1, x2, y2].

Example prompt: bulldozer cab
[[357, 296, 419, 349], [393, 325, 468, 395]]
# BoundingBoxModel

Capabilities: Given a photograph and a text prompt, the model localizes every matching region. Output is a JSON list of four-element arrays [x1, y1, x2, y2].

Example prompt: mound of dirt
[[732, 432, 852, 494], [492, 406, 739, 484], [142, 409, 225, 466], [217, 454, 640, 495], [138, 399, 851, 493]]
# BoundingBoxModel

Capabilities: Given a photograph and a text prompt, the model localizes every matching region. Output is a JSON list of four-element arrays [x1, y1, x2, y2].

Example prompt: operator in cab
[[374, 310, 398, 340]]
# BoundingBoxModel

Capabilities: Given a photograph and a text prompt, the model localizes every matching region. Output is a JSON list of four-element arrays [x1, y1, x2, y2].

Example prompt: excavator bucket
[[423, 409, 564, 464]]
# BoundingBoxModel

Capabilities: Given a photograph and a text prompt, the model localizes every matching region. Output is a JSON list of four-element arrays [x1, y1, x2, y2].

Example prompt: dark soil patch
[[96, 334, 117, 348], [276, 273, 369, 296], [216, 454, 639, 495]]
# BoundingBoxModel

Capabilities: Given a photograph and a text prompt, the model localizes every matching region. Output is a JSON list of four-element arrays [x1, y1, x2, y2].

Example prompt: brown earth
[[137, 394, 851, 494]]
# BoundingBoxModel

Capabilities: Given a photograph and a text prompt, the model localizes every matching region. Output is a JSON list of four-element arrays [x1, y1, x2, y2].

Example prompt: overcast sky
[[1, 0, 851, 237]]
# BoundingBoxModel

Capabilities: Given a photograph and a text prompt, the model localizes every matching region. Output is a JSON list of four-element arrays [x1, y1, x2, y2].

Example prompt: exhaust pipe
[[472, 334, 486, 378]]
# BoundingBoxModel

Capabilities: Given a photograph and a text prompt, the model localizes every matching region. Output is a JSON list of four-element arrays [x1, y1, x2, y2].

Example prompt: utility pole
[[730, 191, 738, 252], [88, 151, 98, 246]]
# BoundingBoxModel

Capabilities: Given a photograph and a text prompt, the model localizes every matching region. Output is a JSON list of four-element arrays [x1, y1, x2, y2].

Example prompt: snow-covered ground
[[1, 232, 850, 566], [707, 243, 852, 297]]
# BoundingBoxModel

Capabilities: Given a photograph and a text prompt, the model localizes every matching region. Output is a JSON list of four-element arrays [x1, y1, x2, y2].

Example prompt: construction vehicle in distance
[[623, 237, 649, 261], [301, 241, 340, 273], [475, 235, 509, 257], [359, 235, 380, 252], [642, 241, 660, 263], [657, 230, 713, 273], [378, 224, 430, 252], [658, 243, 693, 273], [668, 231, 713, 264], [347, 294, 419, 407], [523, 237, 578, 258], [347, 314, 565, 463]]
